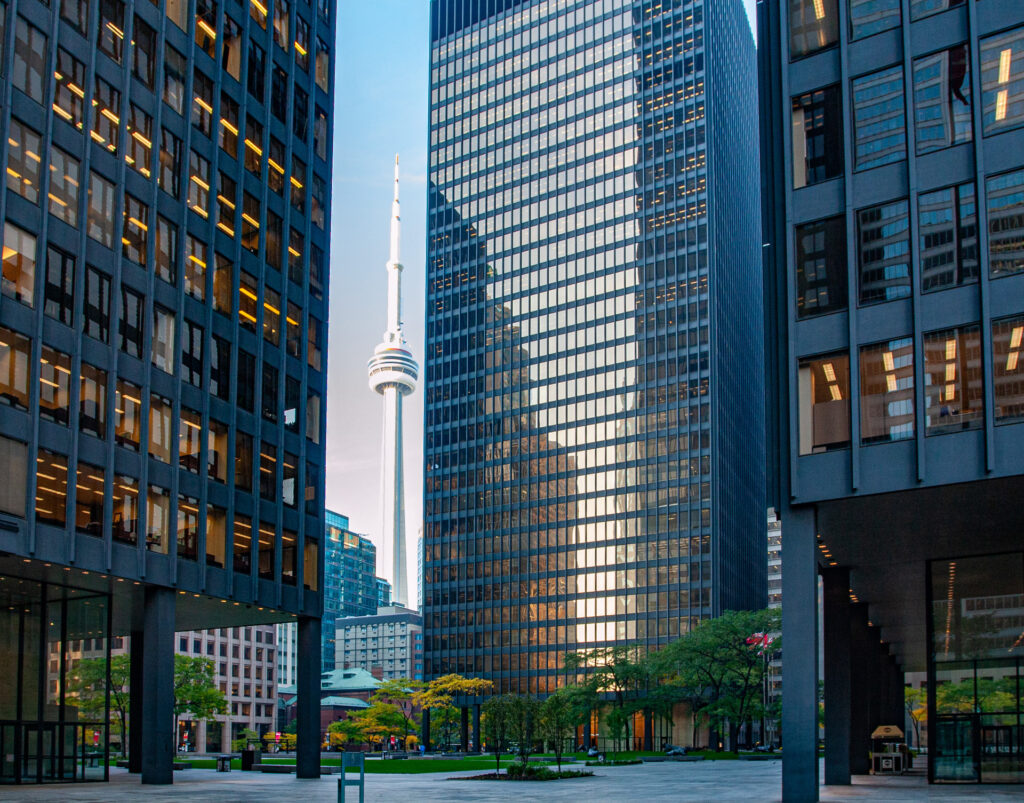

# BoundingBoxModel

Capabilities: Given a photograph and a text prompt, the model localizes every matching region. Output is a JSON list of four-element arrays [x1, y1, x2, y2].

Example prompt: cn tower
[[367, 156, 417, 608]]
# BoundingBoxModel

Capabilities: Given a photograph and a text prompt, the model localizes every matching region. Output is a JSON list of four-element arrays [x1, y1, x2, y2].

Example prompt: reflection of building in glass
[[918, 183, 978, 292], [913, 45, 971, 154], [423, 0, 764, 700]]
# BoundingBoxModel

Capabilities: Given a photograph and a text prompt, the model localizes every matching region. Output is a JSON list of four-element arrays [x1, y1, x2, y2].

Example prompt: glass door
[[934, 716, 979, 782]]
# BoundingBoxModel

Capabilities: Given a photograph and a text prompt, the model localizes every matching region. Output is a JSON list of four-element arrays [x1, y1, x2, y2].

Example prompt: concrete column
[[421, 708, 431, 751], [460, 706, 469, 752], [140, 588, 175, 784], [781, 506, 819, 802], [822, 566, 851, 786], [473, 704, 481, 752], [296, 616, 321, 778], [128, 628, 145, 773], [848, 604, 873, 775]]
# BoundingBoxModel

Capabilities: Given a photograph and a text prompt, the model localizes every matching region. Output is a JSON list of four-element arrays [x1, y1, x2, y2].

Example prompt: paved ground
[[5, 760, 1024, 801]]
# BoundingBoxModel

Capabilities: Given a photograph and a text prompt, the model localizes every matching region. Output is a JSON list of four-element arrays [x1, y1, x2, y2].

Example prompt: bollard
[[337, 751, 365, 803]]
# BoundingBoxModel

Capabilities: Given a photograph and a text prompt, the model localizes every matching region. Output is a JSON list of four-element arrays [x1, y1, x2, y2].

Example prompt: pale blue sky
[[328, 1, 757, 596]]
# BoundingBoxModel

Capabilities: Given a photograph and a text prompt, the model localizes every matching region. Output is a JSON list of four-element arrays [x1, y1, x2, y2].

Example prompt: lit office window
[[35, 449, 68, 526], [289, 228, 303, 285], [185, 235, 207, 300], [250, 0, 267, 29], [791, 85, 843, 189], [239, 271, 258, 332], [75, 462, 104, 536], [918, 183, 977, 292], [2, 221, 37, 306], [79, 363, 107, 438], [132, 16, 156, 88], [235, 431, 253, 490], [790, 0, 838, 58], [45, 246, 75, 325], [84, 266, 111, 342], [286, 303, 302, 358], [149, 394, 173, 463], [192, 69, 214, 136], [6, 118, 42, 203], [164, 46, 187, 114], [92, 76, 121, 154], [987, 168, 1024, 277], [923, 325, 982, 435], [858, 199, 910, 305], [207, 504, 226, 568], [194, 0, 217, 58], [914, 45, 972, 154], [295, 16, 309, 71], [852, 66, 906, 170], [0, 325, 31, 410], [159, 129, 182, 198], [849, 0, 900, 40], [263, 287, 281, 345], [189, 150, 211, 218], [97, 0, 125, 63], [112, 474, 139, 543], [39, 346, 71, 425], [126, 104, 153, 178], [156, 216, 177, 284], [217, 173, 236, 237], [273, 0, 289, 49], [245, 116, 263, 176], [223, 16, 242, 80], [269, 138, 286, 195], [234, 514, 253, 573], [151, 306, 175, 374], [13, 17, 47, 104], [114, 379, 141, 450], [795, 215, 847, 317], [207, 418, 228, 482], [259, 443, 277, 499], [87, 172, 116, 247], [993, 315, 1024, 422], [119, 286, 144, 357], [213, 254, 232, 315], [860, 338, 915, 444], [178, 494, 200, 560], [980, 26, 1024, 135], [53, 49, 86, 130], [146, 485, 170, 554], [242, 193, 260, 254], [48, 146, 79, 224], [122, 194, 149, 264]]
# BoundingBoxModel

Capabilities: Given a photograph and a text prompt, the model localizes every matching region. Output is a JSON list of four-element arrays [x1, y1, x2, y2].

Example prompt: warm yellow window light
[[945, 338, 956, 361], [197, 19, 217, 39], [1010, 326, 1023, 349], [106, 22, 124, 39], [996, 89, 1008, 121], [945, 363, 956, 383], [886, 374, 898, 393], [220, 118, 239, 135], [813, 0, 825, 20], [944, 383, 956, 402], [822, 362, 836, 382], [882, 351, 895, 372], [999, 48, 1012, 84], [829, 385, 842, 402]]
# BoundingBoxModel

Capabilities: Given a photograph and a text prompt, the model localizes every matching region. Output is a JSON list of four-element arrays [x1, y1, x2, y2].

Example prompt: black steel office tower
[[0, 0, 334, 784], [423, 0, 764, 702], [759, 0, 1024, 798]]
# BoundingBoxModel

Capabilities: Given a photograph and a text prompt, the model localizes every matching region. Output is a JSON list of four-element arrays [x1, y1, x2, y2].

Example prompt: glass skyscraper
[[0, 0, 334, 783], [423, 0, 763, 697]]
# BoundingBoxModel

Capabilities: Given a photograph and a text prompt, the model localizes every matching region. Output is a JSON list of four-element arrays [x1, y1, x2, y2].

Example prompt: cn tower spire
[[367, 155, 418, 609]]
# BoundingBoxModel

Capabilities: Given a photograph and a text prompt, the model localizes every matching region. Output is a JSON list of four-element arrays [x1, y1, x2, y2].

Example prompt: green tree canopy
[[540, 688, 576, 771], [482, 693, 515, 774]]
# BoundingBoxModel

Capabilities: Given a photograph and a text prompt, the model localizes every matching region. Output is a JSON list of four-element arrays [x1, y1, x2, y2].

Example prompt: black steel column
[[473, 704, 481, 752], [421, 708, 431, 751], [296, 615, 322, 778], [140, 588, 175, 784], [128, 628, 145, 773], [643, 709, 653, 751], [848, 603, 873, 775], [460, 706, 469, 752], [582, 720, 591, 750], [822, 566, 851, 785], [781, 507, 819, 802]]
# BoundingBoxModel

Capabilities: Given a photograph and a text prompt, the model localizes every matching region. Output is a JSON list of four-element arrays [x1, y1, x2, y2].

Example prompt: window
[[261, 363, 278, 422], [53, 49, 86, 130], [981, 26, 1024, 136], [290, 156, 306, 212], [159, 129, 182, 198], [314, 107, 328, 160], [13, 18, 47, 104], [259, 443, 276, 499], [315, 39, 329, 91], [164, 48, 187, 114], [192, 69, 214, 136], [76, 463, 104, 536], [913, 46, 972, 154], [155, 215, 177, 284], [182, 320, 204, 386], [993, 315, 1024, 422], [126, 105, 153, 178], [306, 391, 321, 444], [849, 0, 900, 40], [312, 176, 326, 229], [288, 228, 304, 285], [242, 193, 261, 254], [207, 505, 226, 567], [234, 514, 253, 573], [39, 347, 71, 425], [146, 485, 170, 554], [286, 303, 302, 358], [281, 530, 296, 584], [284, 375, 300, 431], [310, 245, 323, 299], [308, 316, 322, 371], [303, 538, 318, 591], [247, 43, 265, 102], [211, 335, 231, 400], [132, 16, 156, 88], [44, 246, 75, 326], [152, 306, 175, 373], [245, 116, 263, 176], [237, 350, 256, 411], [295, 16, 309, 71], [97, 0, 125, 63], [122, 194, 149, 264], [271, 66, 288, 121], [924, 325, 982, 435], [0, 326, 31, 410], [79, 363, 107, 438], [795, 216, 846, 318], [87, 172, 115, 247], [165, 0, 187, 29], [149, 394, 173, 462], [789, 0, 837, 59], [860, 338, 915, 444], [114, 379, 141, 450], [61, 0, 88, 35], [910, 0, 961, 20], [0, 437, 26, 518], [112, 474, 139, 543], [194, 0, 216, 58], [858, 199, 910, 305], [219, 93, 239, 158], [258, 523, 274, 579], [250, 0, 267, 29], [919, 182, 978, 292], [177, 495, 199, 560], [84, 266, 111, 342], [987, 168, 1024, 278], [263, 287, 281, 345], [293, 87, 308, 141], [273, 0, 289, 50], [269, 137, 286, 195], [282, 453, 297, 507], [35, 449, 67, 526], [852, 66, 906, 171], [223, 16, 242, 80], [119, 286, 145, 357], [266, 211, 283, 271], [208, 419, 228, 482], [213, 254, 232, 315], [2, 222, 36, 307], [189, 150, 211, 218], [235, 431, 253, 489], [6, 119, 42, 203], [217, 173, 237, 237], [185, 235, 207, 300], [174, 406, 200, 474], [93, 76, 121, 154]]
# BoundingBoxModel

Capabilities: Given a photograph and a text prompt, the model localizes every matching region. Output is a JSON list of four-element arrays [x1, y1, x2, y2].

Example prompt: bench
[[251, 763, 341, 774]]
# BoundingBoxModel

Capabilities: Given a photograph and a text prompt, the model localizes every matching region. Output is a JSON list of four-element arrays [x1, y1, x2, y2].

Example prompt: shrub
[[505, 762, 592, 780]]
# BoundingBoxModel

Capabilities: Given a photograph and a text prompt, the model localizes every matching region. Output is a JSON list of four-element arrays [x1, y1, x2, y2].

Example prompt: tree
[[565, 646, 647, 754], [66, 654, 132, 758], [232, 727, 259, 751], [174, 655, 228, 751], [412, 674, 492, 750], [328, 718, 365, 750], [540, 689, 575, 771], [371, 678, 421, 750], [904, 687, 927, 748], [482, 694, 514, 774], [353, 701, 408, 750], [507, 694, 541, 764]]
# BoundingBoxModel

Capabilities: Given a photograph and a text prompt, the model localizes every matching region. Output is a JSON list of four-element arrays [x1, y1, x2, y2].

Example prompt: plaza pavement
[[4, 760, 1023, 801]]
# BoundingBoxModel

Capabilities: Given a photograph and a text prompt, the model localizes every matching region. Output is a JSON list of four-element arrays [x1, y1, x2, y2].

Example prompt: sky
[[329, 1, 758, 601]]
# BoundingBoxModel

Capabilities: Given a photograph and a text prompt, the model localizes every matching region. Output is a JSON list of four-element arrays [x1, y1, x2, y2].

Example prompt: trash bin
[[216, 755, 232, 772], [240, 749, 258, 771]]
